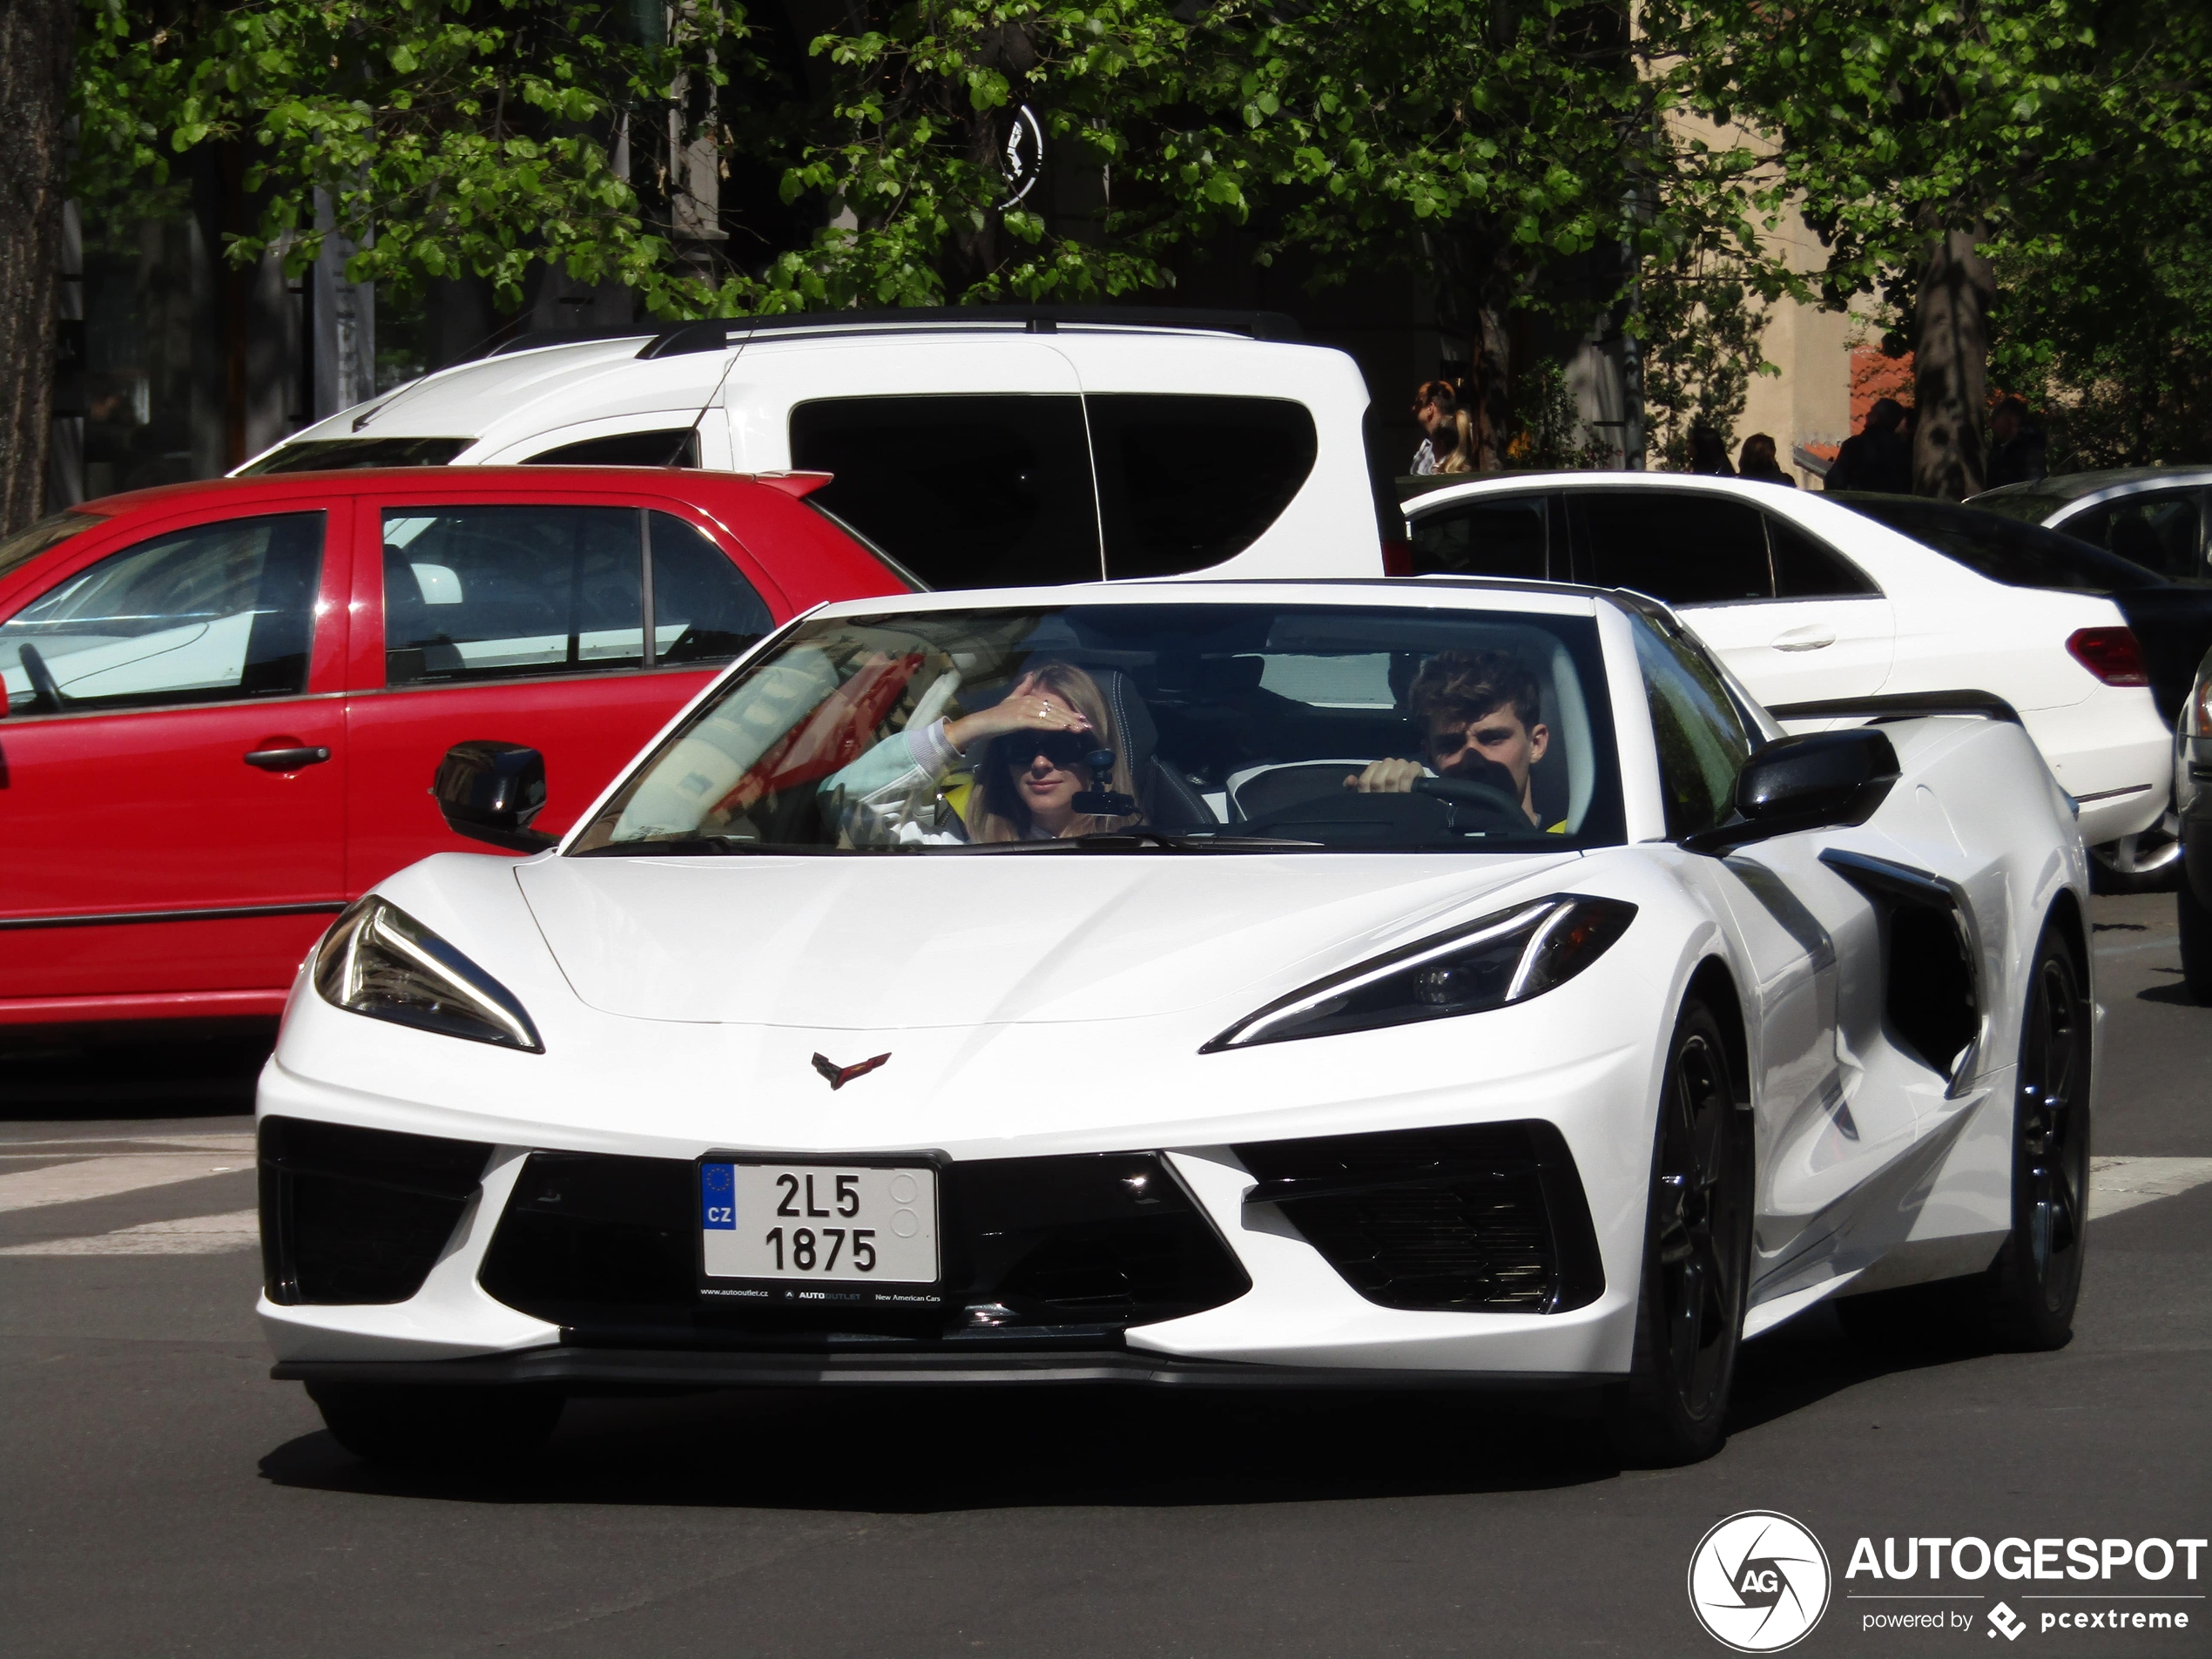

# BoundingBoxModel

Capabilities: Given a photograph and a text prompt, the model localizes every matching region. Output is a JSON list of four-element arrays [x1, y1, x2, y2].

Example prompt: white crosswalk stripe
[[2088, 1155, 2212, 1217], [0, 1143, 2202, 1262], [0, 1209, 259, 1257], [0, 1151, 253, 1215]]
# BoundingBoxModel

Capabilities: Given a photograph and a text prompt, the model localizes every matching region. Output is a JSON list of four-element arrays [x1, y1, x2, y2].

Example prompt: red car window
[[2, 512, 325, 715]]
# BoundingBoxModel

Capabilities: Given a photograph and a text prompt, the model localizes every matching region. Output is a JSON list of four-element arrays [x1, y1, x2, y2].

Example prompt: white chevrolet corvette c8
[[258, 578, 2094, 1467]]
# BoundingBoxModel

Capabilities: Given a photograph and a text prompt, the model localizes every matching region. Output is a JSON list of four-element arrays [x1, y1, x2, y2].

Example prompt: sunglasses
[[1009, 730, 1099, 770]]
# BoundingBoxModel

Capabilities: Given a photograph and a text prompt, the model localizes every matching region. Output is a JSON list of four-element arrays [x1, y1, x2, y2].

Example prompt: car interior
[[587, 607, 1620, 852]]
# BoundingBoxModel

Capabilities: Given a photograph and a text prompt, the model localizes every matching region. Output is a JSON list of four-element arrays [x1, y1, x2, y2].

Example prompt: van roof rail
[[635, 306, 1305, 359]]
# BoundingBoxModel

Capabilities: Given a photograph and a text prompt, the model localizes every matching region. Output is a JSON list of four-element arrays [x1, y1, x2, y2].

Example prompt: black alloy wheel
[[1987, 924, 2091, 1348], [1605, 997, 1752, 1465]]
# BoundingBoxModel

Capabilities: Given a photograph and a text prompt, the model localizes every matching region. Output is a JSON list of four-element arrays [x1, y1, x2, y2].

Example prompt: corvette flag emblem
[[812, 1052, 891, 1090]]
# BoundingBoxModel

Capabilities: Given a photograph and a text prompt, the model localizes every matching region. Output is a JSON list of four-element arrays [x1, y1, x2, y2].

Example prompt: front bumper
[[256, 1106, 1638, 1385]]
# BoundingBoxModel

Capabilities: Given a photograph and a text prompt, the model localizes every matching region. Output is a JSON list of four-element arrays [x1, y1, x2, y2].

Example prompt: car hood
[[514, 850, 1581, 1028]]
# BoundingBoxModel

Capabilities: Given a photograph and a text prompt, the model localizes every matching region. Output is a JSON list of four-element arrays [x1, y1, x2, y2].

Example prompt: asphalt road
[[4, 894, 2207, 1658]]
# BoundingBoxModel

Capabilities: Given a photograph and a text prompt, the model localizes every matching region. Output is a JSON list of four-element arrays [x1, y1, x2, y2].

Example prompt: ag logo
[[1688, 1510, 1831, 1652]]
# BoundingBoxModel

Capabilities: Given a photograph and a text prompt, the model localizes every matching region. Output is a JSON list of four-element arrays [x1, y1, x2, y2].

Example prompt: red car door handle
[[245, 745, 332, 771]]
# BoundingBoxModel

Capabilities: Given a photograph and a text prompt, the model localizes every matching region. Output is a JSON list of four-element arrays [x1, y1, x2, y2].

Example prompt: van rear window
[[1089, 395, 1318, 579], [791, 395, 1102, 590]]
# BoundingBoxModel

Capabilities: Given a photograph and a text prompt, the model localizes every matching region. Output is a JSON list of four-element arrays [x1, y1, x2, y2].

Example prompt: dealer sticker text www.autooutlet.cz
[[1689, 1514, 2206, 1649]]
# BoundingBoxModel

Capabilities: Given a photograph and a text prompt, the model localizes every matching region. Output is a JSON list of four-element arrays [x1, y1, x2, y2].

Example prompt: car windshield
[[1834, 495, 2163, 593], [571, 602, 1625, 854]]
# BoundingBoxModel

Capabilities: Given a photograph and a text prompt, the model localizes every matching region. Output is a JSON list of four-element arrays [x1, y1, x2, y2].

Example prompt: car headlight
[[313, 895, 544, 1053], [1203, 895, 1636, 1051]]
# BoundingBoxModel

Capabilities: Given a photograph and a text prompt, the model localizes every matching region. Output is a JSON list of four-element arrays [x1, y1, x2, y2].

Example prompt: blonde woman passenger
[[825, 661, 1141, 845]]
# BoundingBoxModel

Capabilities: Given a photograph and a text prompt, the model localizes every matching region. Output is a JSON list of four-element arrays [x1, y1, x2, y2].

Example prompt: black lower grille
[[1234, 1123, 1603, 1313], [260, 1116, 492, 1305], [477, 1149, 1251, 1346]]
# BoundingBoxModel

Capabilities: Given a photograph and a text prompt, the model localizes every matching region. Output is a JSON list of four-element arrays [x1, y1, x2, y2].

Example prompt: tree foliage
[[1669, 0, 2212, 485], [63, 0, 2212, 470], [75, 0, 760, 313]]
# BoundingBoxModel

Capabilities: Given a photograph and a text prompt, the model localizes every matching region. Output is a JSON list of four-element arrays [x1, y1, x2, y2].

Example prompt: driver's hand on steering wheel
[[1344, 758, 1426, 794]]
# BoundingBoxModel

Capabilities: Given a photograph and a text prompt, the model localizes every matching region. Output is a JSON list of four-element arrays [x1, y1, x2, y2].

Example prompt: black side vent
[[260, 1116, 492, 1305], [1818, 847, 1985, 1089], [1233, 1123, 1603, 1314]]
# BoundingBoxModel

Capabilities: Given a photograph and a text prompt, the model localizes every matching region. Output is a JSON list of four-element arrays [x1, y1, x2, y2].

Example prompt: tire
[[1603, 997, 1753, 1466], [2180, 878, 2212, 1003], [307, 1381, 564, 1468], [1984, 921, 2092, 1350], [2088, 822, 2182, 895]]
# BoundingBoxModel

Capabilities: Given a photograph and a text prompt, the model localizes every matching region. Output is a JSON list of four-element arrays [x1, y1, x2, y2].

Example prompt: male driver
[[1345, 648, 1552, 827]]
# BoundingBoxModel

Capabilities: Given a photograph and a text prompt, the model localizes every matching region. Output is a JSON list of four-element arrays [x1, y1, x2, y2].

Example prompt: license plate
[[699, 1160, 939, 1287]]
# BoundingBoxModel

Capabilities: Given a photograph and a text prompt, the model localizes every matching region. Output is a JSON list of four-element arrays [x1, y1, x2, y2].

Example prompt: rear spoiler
[[1767, 690, 2023, 726]]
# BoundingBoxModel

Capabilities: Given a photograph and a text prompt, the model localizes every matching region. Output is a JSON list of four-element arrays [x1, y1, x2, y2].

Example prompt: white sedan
[[1401, 473, 2169, 849], [258, 578, 2092, 1467]]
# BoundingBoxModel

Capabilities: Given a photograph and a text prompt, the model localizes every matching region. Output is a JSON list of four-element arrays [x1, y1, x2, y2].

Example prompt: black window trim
[[1564, 489, 1885, 605], [1400, 489, 1567, 583], [377, 503, 765, 691]]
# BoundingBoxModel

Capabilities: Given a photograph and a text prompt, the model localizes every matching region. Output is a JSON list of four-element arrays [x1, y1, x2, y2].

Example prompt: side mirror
[[433, 741, 556, 853], [1683, 728, 1900, 855]]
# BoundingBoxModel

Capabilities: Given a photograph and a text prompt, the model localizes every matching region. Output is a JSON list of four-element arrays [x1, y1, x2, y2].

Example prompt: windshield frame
[[0, 509, 107, 584], [566, 591, 1628, 858]]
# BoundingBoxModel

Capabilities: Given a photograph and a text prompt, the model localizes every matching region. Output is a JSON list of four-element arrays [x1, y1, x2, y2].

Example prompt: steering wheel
[[1413, 774, 1527, 820], [15, 643, 67, 713]]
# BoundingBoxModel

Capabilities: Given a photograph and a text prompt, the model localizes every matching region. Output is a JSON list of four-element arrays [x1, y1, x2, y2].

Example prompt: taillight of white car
[[2067, 626, 2150, 686]]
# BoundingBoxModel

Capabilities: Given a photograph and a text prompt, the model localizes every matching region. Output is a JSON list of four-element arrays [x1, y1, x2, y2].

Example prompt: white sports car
[[258, 578, 2094, 1467]]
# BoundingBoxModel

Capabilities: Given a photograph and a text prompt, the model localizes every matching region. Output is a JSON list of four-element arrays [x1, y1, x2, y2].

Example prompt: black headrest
[[1087, 666, 1159, 779]]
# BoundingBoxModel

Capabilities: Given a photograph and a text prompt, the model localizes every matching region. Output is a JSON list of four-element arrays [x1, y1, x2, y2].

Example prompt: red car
[[0, 468, 905, 1028]]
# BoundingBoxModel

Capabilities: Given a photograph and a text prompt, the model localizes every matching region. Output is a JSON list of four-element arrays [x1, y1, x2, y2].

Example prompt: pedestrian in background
[[1987, 397, 2048, 487], [1410, 381, 1474, 475], [1737, 433, 1796, 487], [1688, 424, 1735, 476], [1824, 397, 1912, 494]]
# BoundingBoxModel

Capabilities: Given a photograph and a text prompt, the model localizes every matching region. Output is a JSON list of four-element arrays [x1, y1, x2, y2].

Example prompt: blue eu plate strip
[[700, 1161, 736, 1230]]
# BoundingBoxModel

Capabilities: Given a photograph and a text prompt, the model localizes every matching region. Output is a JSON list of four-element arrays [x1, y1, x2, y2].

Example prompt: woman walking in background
[[1737, 433, 1796, 487]]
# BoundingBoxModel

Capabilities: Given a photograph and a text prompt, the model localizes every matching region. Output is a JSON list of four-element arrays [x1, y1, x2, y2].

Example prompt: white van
[[239, 307, 1382, 588]]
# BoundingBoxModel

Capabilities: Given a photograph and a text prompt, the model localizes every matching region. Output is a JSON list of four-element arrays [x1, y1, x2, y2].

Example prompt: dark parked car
[[1831, 492, 2212, 886], [1973, 466, 2212, 585]]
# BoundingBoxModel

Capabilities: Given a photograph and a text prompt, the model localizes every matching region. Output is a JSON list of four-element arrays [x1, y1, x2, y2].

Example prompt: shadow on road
[[2136, 975, 2201, 1007], [260, 1382, 1628, 1511], [0, 1022, 272, 1121], [255, 1305, 2008, 1511]]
